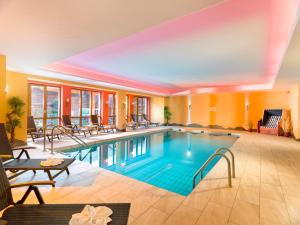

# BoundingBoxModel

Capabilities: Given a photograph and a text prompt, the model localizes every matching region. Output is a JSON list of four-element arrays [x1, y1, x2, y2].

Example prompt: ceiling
[[1, 0, 300, 95]]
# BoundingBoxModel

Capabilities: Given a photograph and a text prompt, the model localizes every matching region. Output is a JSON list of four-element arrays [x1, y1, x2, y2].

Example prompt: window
[[29, 84, 60, 128], [92, 92, 101, 115], [46, 87, 60, 126], [71, 89, 81, 125], [132, 96, 149, 122], [108, 93, 116, 125], [71, 89, 102, 126], [82, 91, 91, 126]]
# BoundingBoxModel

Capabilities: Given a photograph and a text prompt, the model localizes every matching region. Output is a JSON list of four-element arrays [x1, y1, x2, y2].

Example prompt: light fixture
[[66, 98, 70, 103], [187, 150, 191, 157], [4, 85, 8, 94]]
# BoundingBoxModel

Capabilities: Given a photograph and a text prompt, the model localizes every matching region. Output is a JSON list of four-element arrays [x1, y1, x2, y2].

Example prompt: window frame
[[28, 83, 61, 128], [71, 88, 103, 126]]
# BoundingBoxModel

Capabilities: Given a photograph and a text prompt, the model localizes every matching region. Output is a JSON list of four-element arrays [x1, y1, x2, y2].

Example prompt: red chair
[[258, 109, 282, 135]]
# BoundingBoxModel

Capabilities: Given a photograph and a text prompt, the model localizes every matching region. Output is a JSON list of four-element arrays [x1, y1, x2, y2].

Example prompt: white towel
[[40, 158, 64, 167], [69, 205, 113, 225]]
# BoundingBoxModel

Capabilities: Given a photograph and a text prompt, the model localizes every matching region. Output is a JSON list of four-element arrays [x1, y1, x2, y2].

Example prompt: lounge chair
[[0, 123, 75, 186], [0, 159, 131, 225], [258, 109, 282, 135], [27, 116, 60, 142], [142, 114, 159, 127], [90, 115, 115, 133], [131, 114, 149, 128], [62, 115, 93, 137]]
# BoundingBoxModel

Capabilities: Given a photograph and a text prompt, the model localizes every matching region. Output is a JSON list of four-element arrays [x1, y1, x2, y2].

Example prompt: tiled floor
[[4, 128, 300, 225]]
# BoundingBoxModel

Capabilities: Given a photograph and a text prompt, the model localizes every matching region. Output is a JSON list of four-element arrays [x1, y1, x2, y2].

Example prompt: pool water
[[63, 131, 238, 195]]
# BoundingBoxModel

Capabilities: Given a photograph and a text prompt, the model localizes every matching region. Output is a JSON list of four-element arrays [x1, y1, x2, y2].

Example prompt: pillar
[[289, 84, 300, 139], [187, 95, 192, 125], [116, 90, 127, 131], [61, 85, 71, 116], [243, 93, 250, 130], [209, 94, 217, 126], [0, 55, 6, 123]]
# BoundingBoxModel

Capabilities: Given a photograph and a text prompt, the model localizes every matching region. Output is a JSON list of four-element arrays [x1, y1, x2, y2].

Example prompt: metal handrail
[[192, 151, 233, 189], [50, 125, 88, 154], [215, 147, 235, 178]]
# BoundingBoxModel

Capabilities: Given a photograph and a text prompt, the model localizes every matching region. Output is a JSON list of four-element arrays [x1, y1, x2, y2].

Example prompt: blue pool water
[[63, 131, 238, 195]]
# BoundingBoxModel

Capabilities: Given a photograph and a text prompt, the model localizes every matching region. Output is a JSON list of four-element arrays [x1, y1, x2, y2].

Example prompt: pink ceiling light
[[44, 0, 300, 95]]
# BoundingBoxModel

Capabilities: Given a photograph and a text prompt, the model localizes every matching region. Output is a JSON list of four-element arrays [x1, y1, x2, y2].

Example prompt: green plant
[[6, 96, 25, 144], [164, 106, 172, 125]]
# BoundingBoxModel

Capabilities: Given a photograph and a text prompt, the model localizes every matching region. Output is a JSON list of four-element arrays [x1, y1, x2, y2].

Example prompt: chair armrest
[[12, 146, 36, 151], [0, 219, 7, 225], [10, 180, 55, 188], [0, 155, 13, 160]]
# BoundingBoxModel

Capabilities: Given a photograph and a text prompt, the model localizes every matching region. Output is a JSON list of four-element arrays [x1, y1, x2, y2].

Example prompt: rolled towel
[[40, 158, 64, 167], [69, 205, 113, 225]]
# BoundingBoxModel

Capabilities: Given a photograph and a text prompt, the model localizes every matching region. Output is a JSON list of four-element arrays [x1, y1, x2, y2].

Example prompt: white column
[[187, 95, 192, 125], [244, 93, 250, 130]]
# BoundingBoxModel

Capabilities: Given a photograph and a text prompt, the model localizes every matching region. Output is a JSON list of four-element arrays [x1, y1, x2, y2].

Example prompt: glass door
[[29, 84, 61, 128], [108, 93, 116, 125], [133, 96, 149, 122]]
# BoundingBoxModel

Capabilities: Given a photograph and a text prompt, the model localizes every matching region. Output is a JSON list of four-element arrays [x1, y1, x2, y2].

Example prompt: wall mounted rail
[[49, 125, 88, 154], [192, 147, 235, 189]]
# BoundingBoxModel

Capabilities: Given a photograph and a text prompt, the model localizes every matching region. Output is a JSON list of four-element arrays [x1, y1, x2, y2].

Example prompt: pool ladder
[[44, 125, 88, 154], [192, 147, 235, 189]]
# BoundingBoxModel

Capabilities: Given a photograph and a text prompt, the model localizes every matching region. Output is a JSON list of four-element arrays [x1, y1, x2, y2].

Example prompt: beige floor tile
[[195, 202, 231, 225], [285, 197, 300, 225], [153, 193, 185, 214], [128, 215, 136, 225], [182, 190, 214, 211], [279, 174, 300, 186], [261, 173, 281, 186], [240, 174, 260, 187], [282, 185, 300, 199], [163, 205, 201, 225], [229, 200, 259, 225], [130, 197, 153, 217], [236, 185, 260, 205], [210, 186, 238, 207], [260, 183, 285, 202], [260, 198, 291, 225], [132, 207, 169, 225]]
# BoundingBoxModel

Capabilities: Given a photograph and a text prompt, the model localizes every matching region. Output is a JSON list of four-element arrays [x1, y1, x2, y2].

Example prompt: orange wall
[[0, 55, 6, 123], [191, 94, 210, 126], [6, 71, 28, 140], [168, 90, 290, 130], [3, 69, 165, 141], [166, 96, 188, 125], [289, 85, 300, 139], [213, 93, 245, 128], [249, 91, 290, 129]]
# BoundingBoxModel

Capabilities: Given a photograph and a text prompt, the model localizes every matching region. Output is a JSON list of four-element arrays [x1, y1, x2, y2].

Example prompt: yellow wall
[[249, 91, 290, 129], [166, 96, 188, 125], [191, 94, 210, 126], [213, 93, 245, 128], [0, 55, 6, 123], [168, 90, 291, 130], [6, 71, 28, 141], [151, 96, 164, 124], [289, 85, 300, 139], [116, 90, 127, 130], [3, 69, 165, 141]]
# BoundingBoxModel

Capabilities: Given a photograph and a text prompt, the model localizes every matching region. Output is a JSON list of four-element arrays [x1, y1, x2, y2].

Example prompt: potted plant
[[164, 106, 172, 126], [5, 96, 25, 145], [281, 109, 292, 137]]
